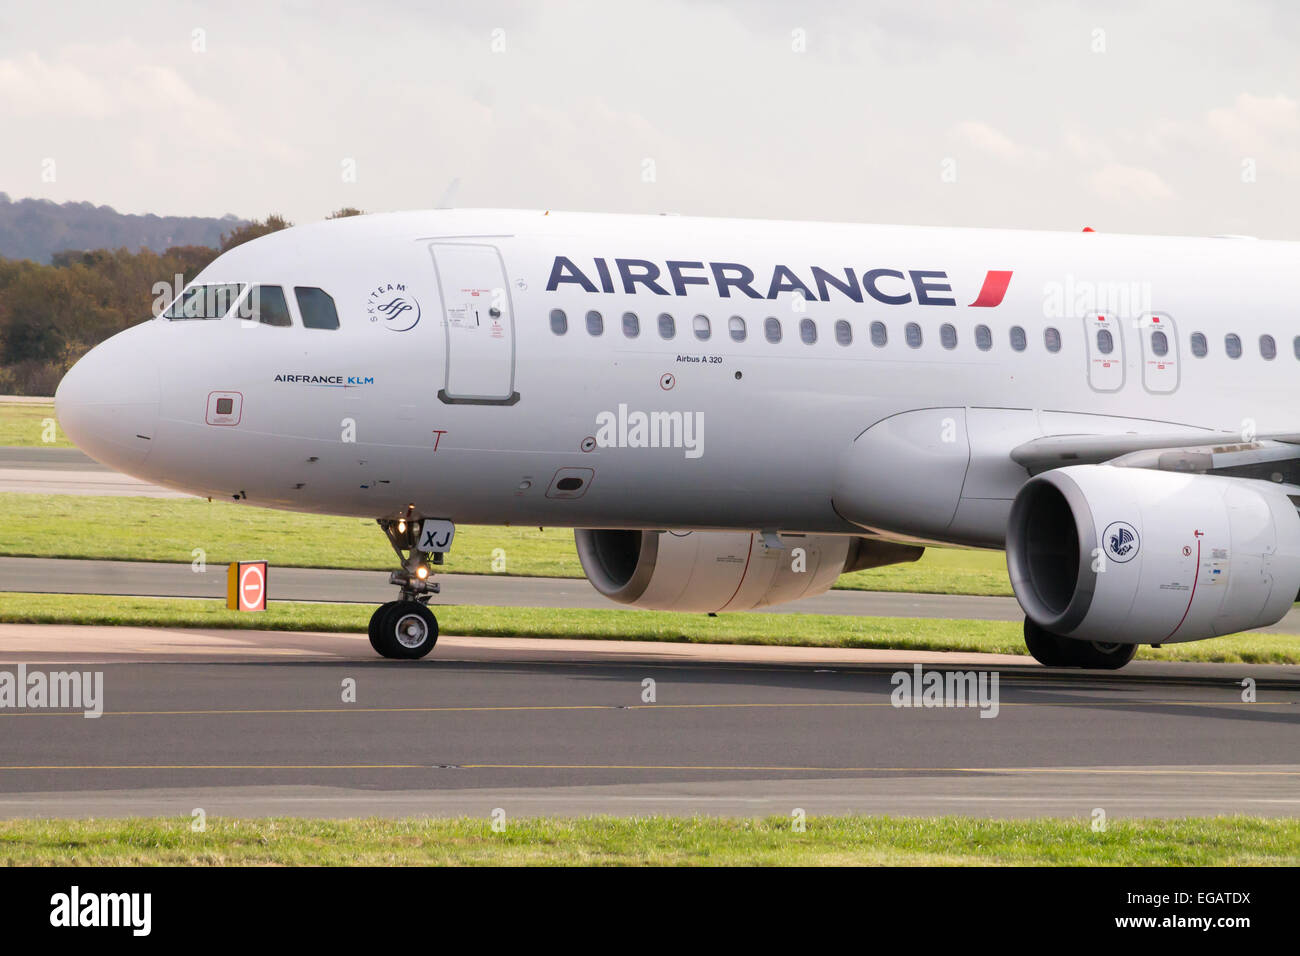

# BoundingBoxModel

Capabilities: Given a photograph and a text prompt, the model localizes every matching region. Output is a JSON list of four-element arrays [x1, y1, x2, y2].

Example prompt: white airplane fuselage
[[55, 209, 1300, 550]]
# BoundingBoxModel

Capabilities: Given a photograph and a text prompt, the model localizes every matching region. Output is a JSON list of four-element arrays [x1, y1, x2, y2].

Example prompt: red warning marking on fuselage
[[968, 270, 1014, 308]]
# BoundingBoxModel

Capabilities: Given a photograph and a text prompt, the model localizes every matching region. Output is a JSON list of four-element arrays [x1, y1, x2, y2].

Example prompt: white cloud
[[0, 44, 231, 129], [0, 0, 1297, 237], [1089, 163, 1176, 203], [1062, 128, 1113, 166], [1207, 93, 1298, 148], [0, 52, 115, 119], [952, 120, 1032, 163]]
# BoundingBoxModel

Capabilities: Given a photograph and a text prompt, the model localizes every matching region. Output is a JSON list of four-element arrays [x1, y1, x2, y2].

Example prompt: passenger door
[[429, 242, 519, 404]]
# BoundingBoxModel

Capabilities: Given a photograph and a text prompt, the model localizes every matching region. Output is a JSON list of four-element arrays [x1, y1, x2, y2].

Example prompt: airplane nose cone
[[55, 323, 160, 471]]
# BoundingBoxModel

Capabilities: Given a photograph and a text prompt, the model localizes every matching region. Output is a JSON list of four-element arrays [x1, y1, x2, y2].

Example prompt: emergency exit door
[[1138, 312, 1179, 394], [1083, 313, 1124, 392], [430, 242, 519, 404]]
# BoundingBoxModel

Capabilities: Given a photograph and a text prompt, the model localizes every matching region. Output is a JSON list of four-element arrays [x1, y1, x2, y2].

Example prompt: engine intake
[[1007, 465, 1300, 644], [575, 529, 921, 613]]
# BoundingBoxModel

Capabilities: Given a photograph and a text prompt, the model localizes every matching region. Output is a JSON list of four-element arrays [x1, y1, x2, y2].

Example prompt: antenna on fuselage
[[435, 178, 461, 209]]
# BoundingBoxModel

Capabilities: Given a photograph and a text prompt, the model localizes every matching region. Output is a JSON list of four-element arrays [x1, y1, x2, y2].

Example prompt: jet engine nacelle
[[574, 529, 921, 613], [1007, 465, 1300, 644]]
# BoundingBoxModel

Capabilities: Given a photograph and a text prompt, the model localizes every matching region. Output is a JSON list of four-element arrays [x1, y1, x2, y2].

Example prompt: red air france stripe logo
[[968, 270, 1013, 307]]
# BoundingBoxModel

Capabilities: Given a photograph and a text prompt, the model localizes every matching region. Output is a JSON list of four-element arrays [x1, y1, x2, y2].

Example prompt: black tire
[[368, 600, 399, 653], [1068, 640, 1138, 670], [1023, 618, 1072, 667], [369, 601, 438, 659]]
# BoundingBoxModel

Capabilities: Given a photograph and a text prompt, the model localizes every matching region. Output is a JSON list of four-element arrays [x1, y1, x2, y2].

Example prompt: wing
[[1011, 431, 1300, 484]]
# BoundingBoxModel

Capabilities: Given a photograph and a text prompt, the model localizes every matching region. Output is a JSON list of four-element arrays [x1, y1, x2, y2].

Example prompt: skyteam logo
[[1103, 521, 1140, 563], [368, 282, 421, 331]]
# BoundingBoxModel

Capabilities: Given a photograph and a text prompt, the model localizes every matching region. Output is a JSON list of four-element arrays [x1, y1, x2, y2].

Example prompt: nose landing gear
[[368, 517, 455, 659]]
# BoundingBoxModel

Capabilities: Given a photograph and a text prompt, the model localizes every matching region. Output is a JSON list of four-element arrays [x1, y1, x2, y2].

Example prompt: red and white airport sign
[[226, 560, 268, 611]]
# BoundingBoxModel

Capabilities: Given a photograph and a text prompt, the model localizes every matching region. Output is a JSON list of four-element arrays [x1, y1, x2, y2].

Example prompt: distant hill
[[0, 193, 247, 263]]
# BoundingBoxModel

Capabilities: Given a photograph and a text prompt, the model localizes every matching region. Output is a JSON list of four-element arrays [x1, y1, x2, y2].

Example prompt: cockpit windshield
[[163, 283, 245, 320]]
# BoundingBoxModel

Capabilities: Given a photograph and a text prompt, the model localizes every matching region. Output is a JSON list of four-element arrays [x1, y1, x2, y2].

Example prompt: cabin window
[[799, 318, 817, 344], [294, 287, 340, 330], [834, 320, 852, 346], [1260, 334, 1277, 360], [164, 283, 244, 321], [658, 313, 676, 339], [1190, 332, 1208, 357], [1044, 327, 1062, 353], [728, 316, 746, 342], [238, 285, 292, 327], [764, 317, 782, 343], [1097, 329, 1114, 355], [904, 322, 922, 348], [1010, 326, 1027, 351], [870, 321, 887, 347], [693, 314, 711, 341], [1150, 330, 1168, 357], [1225, 333, 1242, 359], [622, 312, 639, 338], [975, 324, 992, 351], [549, 308, 568, 335], [940, 323, 957, 350], [586, 310, 604, 336]]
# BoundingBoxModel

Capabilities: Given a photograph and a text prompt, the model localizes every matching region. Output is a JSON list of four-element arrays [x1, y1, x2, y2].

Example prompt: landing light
[[416, 565, 429, 580], [397, 519, 407, 534]]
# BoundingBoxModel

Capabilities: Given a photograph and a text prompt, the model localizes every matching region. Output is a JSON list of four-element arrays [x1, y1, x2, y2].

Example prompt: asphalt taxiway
[[2, 440, 1297, 820], [0, 555, 1022, 619], [0, 623, 1295, 819], [8, 557, 1300, 634], [0, 446, 187, 497]]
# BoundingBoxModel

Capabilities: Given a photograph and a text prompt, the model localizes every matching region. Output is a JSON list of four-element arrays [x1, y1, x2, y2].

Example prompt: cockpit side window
[[238, 285, 293, 327], [163, 283, 245, 320], [295, 287, 340, 330]]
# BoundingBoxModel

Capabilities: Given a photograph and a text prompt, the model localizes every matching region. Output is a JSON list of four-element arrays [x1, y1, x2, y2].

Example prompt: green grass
[[845, 546, 1010, 595], [0, 403, 71, 448], [5, 592, 1300, 662], [0, 494, 577, 578], [0, 815, 1295, 865], [0, 492, 1012, 593]]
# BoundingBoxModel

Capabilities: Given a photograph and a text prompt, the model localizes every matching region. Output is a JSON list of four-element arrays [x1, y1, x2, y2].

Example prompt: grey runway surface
[[3, 441, 1299, 819], [8, 556, 1300, 632], [0, 446, 189, 496], [0, 555, 1022, 619], [0, 624, 1296, 819], [0, 447, 97, 468]]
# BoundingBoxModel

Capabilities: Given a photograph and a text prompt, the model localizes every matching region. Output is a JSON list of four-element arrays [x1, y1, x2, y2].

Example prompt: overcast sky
[[2, 0, 1298, 238]]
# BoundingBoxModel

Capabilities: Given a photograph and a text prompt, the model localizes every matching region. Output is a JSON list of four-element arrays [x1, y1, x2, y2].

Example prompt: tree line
[[0, 209, 362, 395], [0, 193, 241, 265]]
